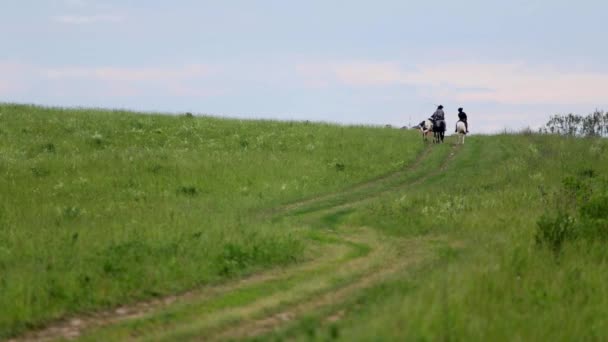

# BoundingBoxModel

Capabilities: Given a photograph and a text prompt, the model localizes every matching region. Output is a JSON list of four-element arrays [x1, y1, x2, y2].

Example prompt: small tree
[[543, 110, 607, 137]]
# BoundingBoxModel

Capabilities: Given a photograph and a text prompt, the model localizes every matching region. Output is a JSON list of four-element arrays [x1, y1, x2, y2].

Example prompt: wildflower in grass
[[62, 206, 81, 219], [91, 132, 105, 147], [530, 173, 544, 182]]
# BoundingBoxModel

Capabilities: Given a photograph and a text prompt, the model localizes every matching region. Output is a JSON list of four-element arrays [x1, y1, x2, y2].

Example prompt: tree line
[[541, 110, 608, 137]]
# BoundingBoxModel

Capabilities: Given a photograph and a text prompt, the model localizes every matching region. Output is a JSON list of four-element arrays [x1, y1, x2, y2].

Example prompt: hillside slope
[[0, 104, 420, 338], [267, 133, 608, 341], [4, 104, 608, 341]]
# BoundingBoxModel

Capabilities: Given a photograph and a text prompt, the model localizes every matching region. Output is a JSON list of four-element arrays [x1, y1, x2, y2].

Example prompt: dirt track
[[12, 144, 461, 342]]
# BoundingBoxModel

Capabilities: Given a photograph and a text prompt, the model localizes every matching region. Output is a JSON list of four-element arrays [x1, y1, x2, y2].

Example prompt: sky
[[1, 0, 607, 132]]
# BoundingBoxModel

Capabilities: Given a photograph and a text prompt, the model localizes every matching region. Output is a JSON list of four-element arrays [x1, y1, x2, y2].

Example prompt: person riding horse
[[430, 105, 446, 143], [456, 107, 469, 133]]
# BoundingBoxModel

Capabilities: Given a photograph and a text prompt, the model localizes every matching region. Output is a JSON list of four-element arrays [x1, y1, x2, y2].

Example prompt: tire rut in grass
[[12, 143, 462, 342], [210, 144, 463, 340], [209, 235, 441, 341], [191, 144, 462, 341], [298, 144, 462, 217], [12, 229, 376, 342], [140, 228, 401, 341], [268, 144, 434, 217]]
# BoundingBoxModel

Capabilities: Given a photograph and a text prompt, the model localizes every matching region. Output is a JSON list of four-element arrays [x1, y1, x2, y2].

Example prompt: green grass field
[[2, 104, 608, 341], [269, 134, 608, 341], [0, 104, 420, 338]]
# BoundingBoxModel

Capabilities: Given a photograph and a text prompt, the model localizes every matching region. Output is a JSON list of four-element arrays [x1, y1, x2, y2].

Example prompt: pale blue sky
[[2, 0, 607, 132]]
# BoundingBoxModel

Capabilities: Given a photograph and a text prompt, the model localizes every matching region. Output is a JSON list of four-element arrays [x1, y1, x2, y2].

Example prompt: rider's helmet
[[458, 107, 463, 112], [438, 105, 444, 109]]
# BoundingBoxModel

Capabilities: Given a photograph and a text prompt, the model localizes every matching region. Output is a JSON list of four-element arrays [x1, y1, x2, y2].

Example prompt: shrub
[[177, 186, 198, 196], [580, 194, 608, 219], [216, 233, 303, 276], [42, 143, 55, 153], [578, 195, 608, 240], [90, 132, 106, 148], [535, 213, 576, 253], [536, 171, 608, 253]]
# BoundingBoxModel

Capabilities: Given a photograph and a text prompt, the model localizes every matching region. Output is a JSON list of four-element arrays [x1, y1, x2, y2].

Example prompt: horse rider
[[456, 107, 469, 133], [431, 105, 445, 123]]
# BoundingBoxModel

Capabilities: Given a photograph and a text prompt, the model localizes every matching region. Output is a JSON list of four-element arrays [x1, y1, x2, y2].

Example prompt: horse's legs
[[457, 132, 464, 144]]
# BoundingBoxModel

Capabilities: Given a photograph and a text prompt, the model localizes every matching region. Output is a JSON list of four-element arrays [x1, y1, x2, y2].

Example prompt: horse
[[418, 120, 433, 142], [455, 121, 467, 144], [432, 120, 446, 143]]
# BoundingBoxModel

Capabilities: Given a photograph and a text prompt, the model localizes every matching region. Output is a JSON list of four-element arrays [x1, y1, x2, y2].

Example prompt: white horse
[[455, 121, 467, 144], [419, 120, 433, 142]]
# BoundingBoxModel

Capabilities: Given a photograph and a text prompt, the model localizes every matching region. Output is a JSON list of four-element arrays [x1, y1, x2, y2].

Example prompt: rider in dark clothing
[[457, 107, 468, 133], [431, 105, 445, 122]]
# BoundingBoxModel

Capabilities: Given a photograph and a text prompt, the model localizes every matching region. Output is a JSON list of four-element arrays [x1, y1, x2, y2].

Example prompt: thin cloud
[[297, 61, 608, 105], [0, 81, 13, 94], [64, 0, 88, 7], [0, 62, 31, 95], [0, 61, 219, 98], [296, 62, 403, 88], [44, 65, 212, 82], [167, 83, 228, 97], [52, 14, 125, 24]]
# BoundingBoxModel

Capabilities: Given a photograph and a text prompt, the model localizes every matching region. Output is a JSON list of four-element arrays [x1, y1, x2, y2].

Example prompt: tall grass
[[0, 104, 421, 337], [280, 134, 608, 340]]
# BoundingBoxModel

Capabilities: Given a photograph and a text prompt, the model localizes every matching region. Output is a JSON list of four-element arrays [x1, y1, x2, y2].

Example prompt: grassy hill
[[0, 104, 421, 338], [2, 104, 608, 340], [300, 133, 608, 341]]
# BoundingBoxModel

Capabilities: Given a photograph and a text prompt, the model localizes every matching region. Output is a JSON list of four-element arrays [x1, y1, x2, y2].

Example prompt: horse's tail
[[435, 120, 446, 132]]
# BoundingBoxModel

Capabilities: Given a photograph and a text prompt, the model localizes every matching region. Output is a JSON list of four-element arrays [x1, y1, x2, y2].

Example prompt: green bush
[[536, 171, 608, 252], [535, 213, 576, 253]]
